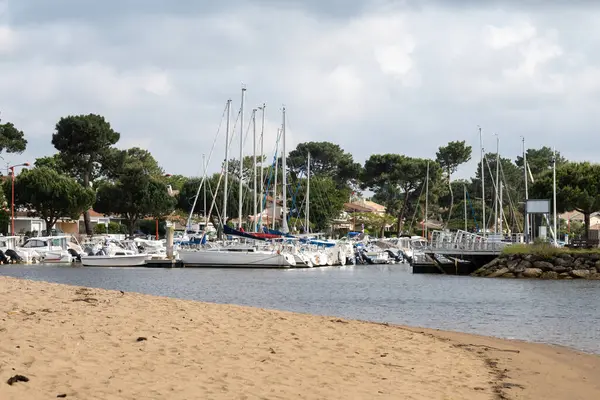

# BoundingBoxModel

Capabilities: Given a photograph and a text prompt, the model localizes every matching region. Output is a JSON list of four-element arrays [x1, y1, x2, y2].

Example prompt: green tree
[[354, 212, 397, 238], [531, 162, 600, 235], [515, 147, 566, 180], [51, 114, 120, 234], [164, 174, 188, 192], [6, 167, 95, 235], [102, 147, 164, 180], [226, 155, 267, 182], [34, 154, 69, 173], [287, 176, 350, 232], [94, 221, 127, 234], [436, 141, 472, 226], [287, 142, 362, 188], [179, 174, 255, 228], [361, 154, 440, 233], [470, 153, 523, 231], [0, 114, 27, 154], [95, 153, 175, 236]]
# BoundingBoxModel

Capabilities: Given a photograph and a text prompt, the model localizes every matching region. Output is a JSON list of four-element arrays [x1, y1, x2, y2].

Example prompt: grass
[[502, 243, 600, 257]]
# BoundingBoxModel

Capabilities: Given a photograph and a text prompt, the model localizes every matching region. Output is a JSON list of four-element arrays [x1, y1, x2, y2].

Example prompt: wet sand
[[0, 276, 598, 399]]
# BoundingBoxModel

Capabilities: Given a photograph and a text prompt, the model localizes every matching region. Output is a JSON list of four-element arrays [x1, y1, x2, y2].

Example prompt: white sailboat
[[179, 88, 296, 268]]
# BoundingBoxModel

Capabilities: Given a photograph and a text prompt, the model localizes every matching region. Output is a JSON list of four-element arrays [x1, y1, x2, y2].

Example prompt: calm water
[[1, 264, 599, 354]]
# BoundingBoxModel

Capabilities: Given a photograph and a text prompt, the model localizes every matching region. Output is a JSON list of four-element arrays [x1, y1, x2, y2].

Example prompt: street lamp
[[9, 162, 30, 236]]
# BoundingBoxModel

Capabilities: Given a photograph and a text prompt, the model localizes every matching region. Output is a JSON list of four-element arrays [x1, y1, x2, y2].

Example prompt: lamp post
[[9, 162, 30, 236]]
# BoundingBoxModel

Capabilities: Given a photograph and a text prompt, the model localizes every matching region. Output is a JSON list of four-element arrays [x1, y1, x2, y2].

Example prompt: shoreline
[[1, 277, 598, 399]]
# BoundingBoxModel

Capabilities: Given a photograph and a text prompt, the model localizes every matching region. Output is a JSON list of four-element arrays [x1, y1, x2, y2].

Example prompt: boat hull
[[179, 249, 295, 268], [81, 254, 148, 267]]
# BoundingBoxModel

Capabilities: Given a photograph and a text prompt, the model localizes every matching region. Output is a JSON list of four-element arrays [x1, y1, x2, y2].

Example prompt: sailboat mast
[[425, 160, 429, 240], [259, 103, 265, 223], [272, 129, 279, 230], [203, 153, 207, 228], [552, 148, 557, 246], [479, 126, 485, 236], [522, 136, 529, 243], [494, 134, 499, 235], [238, 86, 246, 230], [281, 107, 289, 234], [306, 151, 311, 233], [499, 182, 503, 234], [464, 184, 467, 231], [223, 99, 231, 227], [252, 108, 258, 232]]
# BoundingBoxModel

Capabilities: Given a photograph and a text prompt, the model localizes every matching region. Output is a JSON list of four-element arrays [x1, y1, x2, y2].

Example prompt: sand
[[0, 276, 598, 400]]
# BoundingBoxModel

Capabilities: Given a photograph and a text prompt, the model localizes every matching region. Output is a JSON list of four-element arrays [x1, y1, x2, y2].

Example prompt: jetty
[[411, 230, 514, 275]]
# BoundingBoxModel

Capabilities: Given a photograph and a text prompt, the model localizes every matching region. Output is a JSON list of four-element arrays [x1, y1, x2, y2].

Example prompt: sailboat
[[179, 89, 297, 268]]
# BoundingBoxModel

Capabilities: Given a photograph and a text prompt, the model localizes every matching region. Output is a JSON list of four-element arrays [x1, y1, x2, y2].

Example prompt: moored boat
[[80, 253, 148, 267]]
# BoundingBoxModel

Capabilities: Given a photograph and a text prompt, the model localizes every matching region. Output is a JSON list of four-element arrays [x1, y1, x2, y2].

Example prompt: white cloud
[[0, 2, 599, 177], [485, 21, 536, 49], [0, 25, 16, 54]]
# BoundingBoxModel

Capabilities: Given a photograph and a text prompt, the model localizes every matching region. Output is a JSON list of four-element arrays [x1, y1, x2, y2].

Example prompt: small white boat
[[80, 253, 148, 267], [17, 235, 77, 263], [81, 238, 149, 267]]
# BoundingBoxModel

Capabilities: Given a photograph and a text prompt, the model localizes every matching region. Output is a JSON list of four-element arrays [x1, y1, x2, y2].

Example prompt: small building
[[78, 209, 124, 233], [559, 211, 600, 226], [12, 211, 46, 236]]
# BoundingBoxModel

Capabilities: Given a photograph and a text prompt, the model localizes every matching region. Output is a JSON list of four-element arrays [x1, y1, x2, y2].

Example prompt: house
[[12, 211, 46, 236], [559, 211, 600, 227], [331, 199, 388, 232], [78, 209, 124, 233]]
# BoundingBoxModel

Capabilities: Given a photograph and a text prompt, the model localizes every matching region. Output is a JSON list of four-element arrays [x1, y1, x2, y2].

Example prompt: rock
[[551, 265, 569, 273], [589, 253, 600, 261], [540, 271, 559, 279], [533, 261, 554, 272], [559, 272, 572, 279], [6, 375, 29, 385], [506, 260, 519, 271], [559, 254, 574, 261], [573, 257, 584, 267], [522, 268, 543, 278], [554, 257, 571, 267], [485, 258, 501, 268], [571, 269, 591, 279], [501, 273, 516, 278], [589, 273, 600, 280], [585, 259, 596, 267], [523, 254, 539, 263], [514, 260, 532, 273], [488, 267, 510, 278]]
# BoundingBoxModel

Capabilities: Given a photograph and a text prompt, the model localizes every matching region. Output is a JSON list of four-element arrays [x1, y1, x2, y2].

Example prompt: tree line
[[0, 112, 595, 237]]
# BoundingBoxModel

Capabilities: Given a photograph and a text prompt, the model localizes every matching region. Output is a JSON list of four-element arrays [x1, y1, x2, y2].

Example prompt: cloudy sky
[[1, 0, 598, 179]]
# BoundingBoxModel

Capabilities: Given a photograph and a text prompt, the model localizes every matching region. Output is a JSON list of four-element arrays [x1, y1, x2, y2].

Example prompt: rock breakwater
[[473, 252, 600, 279]]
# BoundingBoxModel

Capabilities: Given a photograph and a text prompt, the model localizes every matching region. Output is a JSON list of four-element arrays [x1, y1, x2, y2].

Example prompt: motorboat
[[81, 239, 148, 267], [17, 235, 79, 263]]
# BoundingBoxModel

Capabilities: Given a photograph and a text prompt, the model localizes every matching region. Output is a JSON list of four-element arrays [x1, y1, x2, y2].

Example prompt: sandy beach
[[0, 276, 598, 399]]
